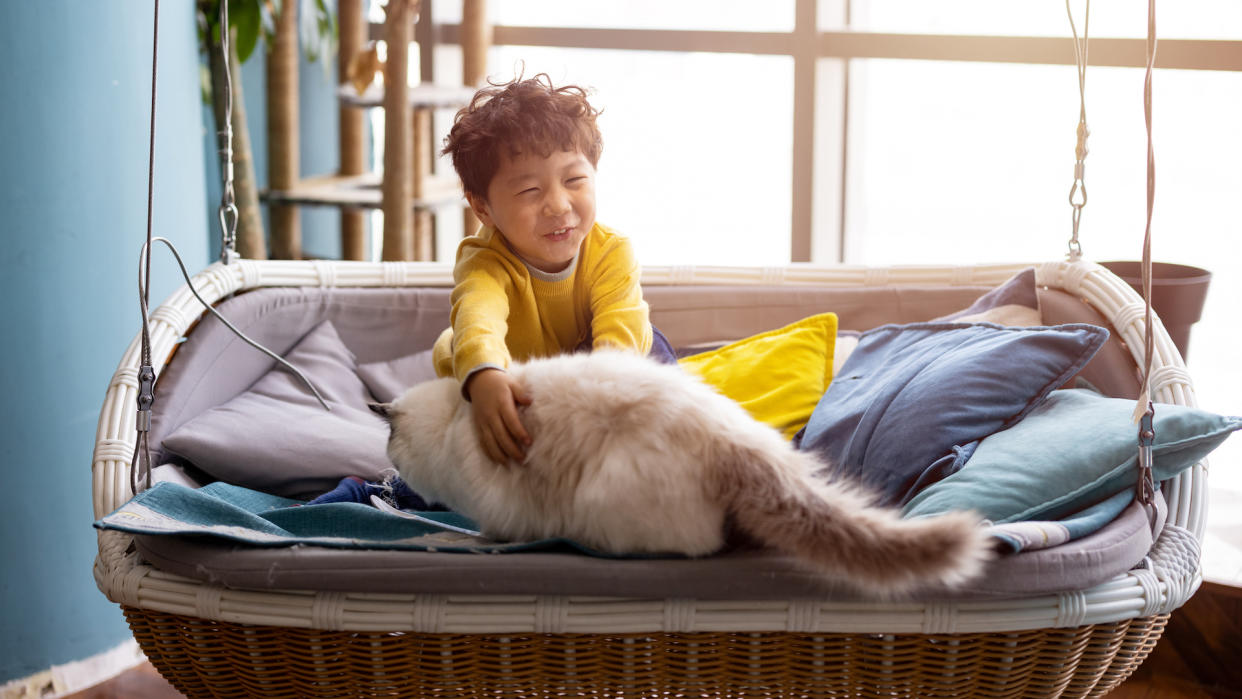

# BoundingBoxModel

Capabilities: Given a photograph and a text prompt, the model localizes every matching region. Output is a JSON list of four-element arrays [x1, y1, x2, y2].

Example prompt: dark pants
[[648, 326, 678, 364], [576, 326, 678, 365]]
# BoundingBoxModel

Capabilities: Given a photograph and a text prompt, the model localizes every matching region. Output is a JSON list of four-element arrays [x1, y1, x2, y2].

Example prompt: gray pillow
[[356, 349, 437, 403], [933, 267, 1041, 326], [161, 321, 391, 499]]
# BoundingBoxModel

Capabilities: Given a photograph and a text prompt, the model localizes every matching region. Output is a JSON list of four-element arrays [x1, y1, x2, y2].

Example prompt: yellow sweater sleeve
[[585, 231, 652, 354], [444, 246, 518, 382]]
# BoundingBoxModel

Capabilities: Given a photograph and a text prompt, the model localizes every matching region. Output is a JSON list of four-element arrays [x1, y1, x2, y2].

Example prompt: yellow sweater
[[433, 222, 652, 382]]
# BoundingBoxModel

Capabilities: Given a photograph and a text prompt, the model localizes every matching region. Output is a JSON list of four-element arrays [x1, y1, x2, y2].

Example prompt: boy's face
[[467, 148, 596, 274]]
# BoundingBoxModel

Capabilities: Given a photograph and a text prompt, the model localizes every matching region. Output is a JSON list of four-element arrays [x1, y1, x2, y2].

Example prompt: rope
[[1065, 0, 1090, 260], [217, 0, 238, 262], [1135, 0, 1159, 412], [131, 0, 161, 496], [1132, 0, 1160, 508]]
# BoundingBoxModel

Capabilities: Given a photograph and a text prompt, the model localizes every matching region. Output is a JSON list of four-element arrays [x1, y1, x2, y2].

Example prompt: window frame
[[423, 0, 1241, 263]]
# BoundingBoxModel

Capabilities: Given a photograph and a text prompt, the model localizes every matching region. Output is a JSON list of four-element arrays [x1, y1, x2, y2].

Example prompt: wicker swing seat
[[92, 258, 1207, 698]]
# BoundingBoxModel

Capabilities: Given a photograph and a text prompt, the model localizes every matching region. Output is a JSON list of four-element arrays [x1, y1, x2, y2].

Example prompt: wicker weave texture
[[125, 606, 1167, 698]]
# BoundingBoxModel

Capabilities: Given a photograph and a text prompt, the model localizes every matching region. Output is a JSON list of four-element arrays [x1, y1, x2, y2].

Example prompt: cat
[[370, 350, 992, 596]]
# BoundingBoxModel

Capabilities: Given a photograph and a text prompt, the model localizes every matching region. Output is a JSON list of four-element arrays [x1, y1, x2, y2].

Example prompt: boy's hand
[[465, 368, 532, 465]]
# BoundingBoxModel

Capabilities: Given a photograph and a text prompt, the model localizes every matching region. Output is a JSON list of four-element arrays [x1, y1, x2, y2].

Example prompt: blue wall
[[0, 1, 208, 683]]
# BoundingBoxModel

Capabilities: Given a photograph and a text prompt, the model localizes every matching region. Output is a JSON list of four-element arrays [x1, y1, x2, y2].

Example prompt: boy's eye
[[518, 187, 539, 196]]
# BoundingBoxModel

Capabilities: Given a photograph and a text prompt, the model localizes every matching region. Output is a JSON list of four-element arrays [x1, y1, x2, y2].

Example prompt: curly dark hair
[[442, 73, 603, 199]]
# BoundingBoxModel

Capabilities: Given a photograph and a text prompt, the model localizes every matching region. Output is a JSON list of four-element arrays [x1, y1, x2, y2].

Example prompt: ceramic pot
[[1098, 261, 1212, 360]]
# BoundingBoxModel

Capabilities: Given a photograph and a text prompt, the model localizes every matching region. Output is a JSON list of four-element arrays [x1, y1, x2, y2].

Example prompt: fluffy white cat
[[371, 350, 992, 596]]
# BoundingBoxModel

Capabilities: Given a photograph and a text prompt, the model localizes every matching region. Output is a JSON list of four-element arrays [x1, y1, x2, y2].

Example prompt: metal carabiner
[[218, 201, 239, 264], [1068, 178, 1087, 209], [1136, 403, 1157, 506]]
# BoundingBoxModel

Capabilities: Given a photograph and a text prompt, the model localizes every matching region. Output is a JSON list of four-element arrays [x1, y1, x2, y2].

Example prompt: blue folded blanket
[[95, 481, 669, 558]]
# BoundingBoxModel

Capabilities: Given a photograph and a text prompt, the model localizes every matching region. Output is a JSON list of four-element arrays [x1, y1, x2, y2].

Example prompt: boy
[[433, 74, 672, 465]]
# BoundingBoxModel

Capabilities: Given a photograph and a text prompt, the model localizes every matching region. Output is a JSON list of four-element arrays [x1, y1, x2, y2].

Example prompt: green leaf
[[231, 0, 261, 63]]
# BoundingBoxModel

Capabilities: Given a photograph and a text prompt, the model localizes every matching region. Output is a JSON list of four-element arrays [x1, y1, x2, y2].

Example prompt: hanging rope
[[217, 0, 239, 263], [131, 0, 162, 496], [1065, 0, 1090, 260], [1133, 0, 1160, 507]]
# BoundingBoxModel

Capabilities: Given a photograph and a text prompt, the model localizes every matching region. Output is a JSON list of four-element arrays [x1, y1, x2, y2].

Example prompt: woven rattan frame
[[125, 606, 1168, 698], [94, 259, 1207, 695]]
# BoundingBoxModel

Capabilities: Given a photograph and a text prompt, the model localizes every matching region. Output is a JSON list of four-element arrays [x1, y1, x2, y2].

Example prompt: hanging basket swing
[[93, 1, 1217, 697], [95, 258, 1205, 698]]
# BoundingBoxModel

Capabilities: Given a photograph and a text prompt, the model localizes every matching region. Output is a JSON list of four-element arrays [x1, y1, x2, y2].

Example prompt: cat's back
[[512, 351, 729, 443], [503, 351, 734, 554]]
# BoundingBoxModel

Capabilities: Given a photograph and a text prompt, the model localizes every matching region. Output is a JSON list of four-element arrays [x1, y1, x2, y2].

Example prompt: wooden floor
[[1106, 580, 1242, 698], [62, 660, 182, 698], [65, 582, 1242, 698]]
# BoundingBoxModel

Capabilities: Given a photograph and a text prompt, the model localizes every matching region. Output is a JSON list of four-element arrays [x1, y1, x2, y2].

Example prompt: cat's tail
[[717, 441, 993, 597]]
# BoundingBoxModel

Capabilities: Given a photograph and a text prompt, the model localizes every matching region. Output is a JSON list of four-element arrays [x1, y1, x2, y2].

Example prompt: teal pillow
[[903, 388, 1241, 523]]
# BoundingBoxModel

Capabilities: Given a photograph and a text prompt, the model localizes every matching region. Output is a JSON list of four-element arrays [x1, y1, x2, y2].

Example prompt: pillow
[[829, 269, 1043, 378], [678, 312, 837, 439], [904, 388, 1241, 523], [357, 348, 437, 403], [934, 267, 1042, 326], [162, 321, 392, 499], [797, 322, 1108, 505]]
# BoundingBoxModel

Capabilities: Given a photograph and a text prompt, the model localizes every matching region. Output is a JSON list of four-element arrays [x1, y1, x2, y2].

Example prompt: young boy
[[433, 74, 673, 465]]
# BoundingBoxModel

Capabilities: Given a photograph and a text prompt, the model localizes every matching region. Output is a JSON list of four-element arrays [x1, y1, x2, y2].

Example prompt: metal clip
[[1136, 403, 1156, 505], [1068, 178, 1087, 209], [137, 364, 155, 432], [218, 201, 239, 264]]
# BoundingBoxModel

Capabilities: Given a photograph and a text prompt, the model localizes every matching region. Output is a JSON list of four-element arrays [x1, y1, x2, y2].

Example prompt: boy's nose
[[542, 188, 571, 216]]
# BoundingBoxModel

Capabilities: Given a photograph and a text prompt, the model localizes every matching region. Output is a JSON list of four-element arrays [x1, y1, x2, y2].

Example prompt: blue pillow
[[797, 322, 1108, 505], [903, 388, 1241, 523]]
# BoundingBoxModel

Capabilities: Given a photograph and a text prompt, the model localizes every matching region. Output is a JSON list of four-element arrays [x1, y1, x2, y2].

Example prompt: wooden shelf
[[338, 83, 477, 110], [262, 172, 463, 211]]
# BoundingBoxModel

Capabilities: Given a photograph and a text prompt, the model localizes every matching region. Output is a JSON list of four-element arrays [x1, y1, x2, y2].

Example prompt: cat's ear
[[368, 402, 394, 421]]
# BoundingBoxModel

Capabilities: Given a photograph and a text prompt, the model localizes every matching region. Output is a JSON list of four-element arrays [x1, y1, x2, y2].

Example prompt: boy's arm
[[588, 237, 653, 354], [450, 251, 531, 463], [449, 258, 514, 382]]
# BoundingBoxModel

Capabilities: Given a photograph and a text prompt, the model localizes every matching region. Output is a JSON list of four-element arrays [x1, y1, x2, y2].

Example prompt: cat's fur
[[373, 350, 992, 596]]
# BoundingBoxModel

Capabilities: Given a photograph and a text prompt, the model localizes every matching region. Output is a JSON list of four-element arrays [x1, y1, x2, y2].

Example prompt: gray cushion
[[148, 287, 452, 465], [934, 267, 1041, 325], [161, 321, 391, 499], [356, 349, 437, 403], [131, 494, 1163, 599]]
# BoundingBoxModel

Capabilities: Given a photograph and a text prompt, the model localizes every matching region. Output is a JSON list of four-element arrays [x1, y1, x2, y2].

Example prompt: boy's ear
[[465, 192, 495, 229]]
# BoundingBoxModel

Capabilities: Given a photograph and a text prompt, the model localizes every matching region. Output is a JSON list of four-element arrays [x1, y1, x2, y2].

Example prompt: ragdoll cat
[[371, 350, 992, 596]]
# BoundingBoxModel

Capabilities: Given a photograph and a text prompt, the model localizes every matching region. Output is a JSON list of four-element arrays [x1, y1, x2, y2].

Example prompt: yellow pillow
[[677, 313, 837, 439]]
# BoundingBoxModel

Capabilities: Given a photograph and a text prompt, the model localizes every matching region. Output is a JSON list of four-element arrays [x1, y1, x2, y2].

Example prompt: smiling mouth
[[545, 226, 574, 241]]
